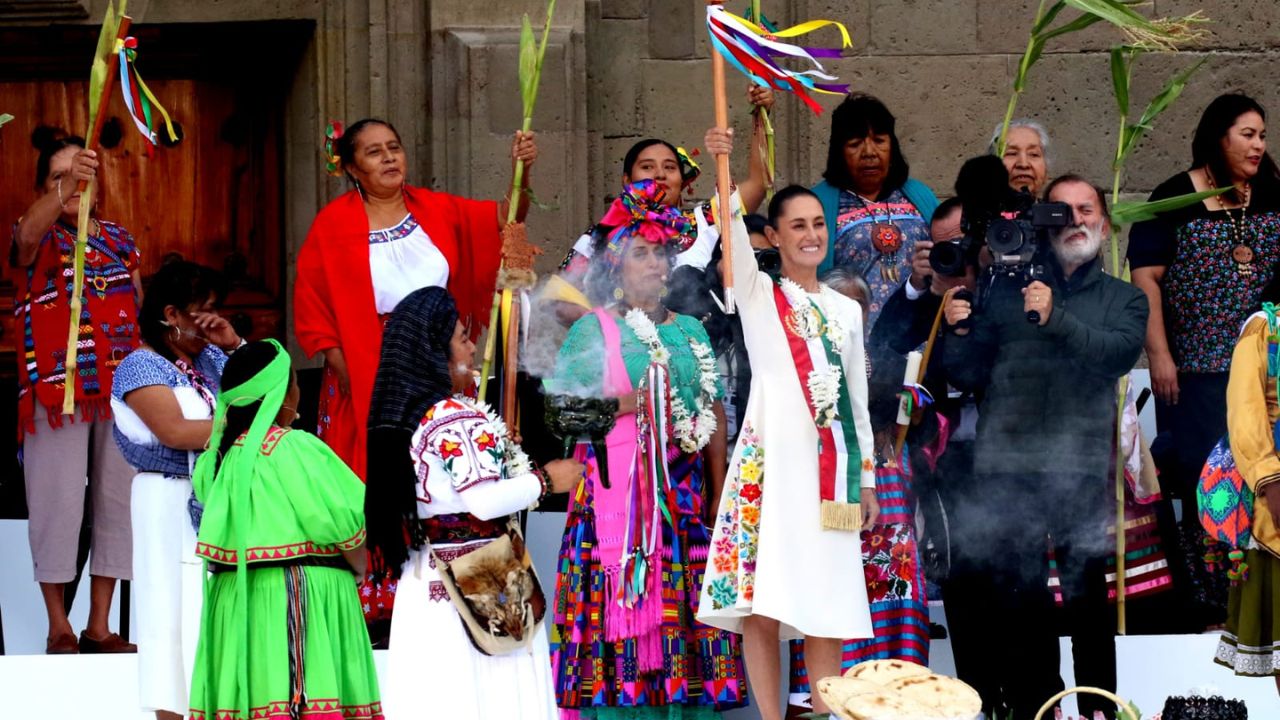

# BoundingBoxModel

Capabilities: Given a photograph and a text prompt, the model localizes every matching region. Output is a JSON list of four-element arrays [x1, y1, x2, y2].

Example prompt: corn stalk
[[997, 0, 1206, 155], [478, 0, 556, 403], [1001, 0, 1210, 640], [748, 0, 776, 200], [64, 0, 129, 414]]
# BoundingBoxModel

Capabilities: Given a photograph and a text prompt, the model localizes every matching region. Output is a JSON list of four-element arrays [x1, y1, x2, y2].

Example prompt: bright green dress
[[188, 426, 383, 720]]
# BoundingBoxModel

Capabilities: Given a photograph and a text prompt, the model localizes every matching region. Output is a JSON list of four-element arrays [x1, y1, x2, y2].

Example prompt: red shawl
[[294, 186, 501, 480]]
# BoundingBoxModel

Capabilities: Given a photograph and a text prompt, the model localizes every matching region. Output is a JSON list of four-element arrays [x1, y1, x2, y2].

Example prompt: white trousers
[[130, 473, 203, 715]]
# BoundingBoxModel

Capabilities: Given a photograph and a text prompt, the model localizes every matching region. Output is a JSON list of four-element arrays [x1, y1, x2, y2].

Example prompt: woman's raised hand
[[704, 126, 734, 157], [747, 84, 775, 112], [512, 130, 538, 169]]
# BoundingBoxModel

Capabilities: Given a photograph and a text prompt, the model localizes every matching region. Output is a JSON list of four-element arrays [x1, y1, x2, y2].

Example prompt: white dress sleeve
[[722, 191, 767, 308], [414, 399, 542, 520], [675, 204, 718, 271]]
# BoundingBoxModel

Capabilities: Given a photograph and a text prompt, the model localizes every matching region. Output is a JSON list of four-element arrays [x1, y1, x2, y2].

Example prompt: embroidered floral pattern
[[414, 396, 532, 495], [705, 422, 764, 610], [1164, 213, 1280, 373]]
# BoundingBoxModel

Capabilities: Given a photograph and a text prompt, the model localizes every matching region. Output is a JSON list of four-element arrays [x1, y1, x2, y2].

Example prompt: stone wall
[[593, 0, 1280, 208], [21, 0, 1280, 350]]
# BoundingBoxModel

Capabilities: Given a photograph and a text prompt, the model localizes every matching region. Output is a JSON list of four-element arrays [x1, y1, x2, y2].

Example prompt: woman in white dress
[[698, 186, 879, 720], [364, 286, 582, 720], [110, 260, 242, 720]]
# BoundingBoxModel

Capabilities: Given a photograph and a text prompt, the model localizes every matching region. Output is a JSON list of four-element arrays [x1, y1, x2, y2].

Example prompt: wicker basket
[[1034, 686, 1141, 720]]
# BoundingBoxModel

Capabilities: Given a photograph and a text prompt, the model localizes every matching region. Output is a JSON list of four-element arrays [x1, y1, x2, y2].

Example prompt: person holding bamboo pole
[[8, 128, 142, 655], [294, 119, 537, 484]]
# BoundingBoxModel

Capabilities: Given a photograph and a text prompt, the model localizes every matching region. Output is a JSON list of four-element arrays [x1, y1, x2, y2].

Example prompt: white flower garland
[[778, 277, 847, 356], [624, 308, 719, 452], [779, 278, 850, 427], [806, 365, 843, 428], [456, 395, 532, 479]]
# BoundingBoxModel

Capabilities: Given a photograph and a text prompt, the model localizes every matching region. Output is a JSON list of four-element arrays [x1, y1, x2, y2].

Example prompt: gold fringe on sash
[[820, 500, 861, 532]]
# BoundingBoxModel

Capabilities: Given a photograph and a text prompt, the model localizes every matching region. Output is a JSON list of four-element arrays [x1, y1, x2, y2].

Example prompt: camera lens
[[928, 240, 964, 277], [986, 218, 1025, 256]]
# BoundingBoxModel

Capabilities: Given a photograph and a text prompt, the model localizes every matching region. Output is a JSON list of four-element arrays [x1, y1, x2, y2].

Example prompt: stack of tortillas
[[815, 659, 982, 720]]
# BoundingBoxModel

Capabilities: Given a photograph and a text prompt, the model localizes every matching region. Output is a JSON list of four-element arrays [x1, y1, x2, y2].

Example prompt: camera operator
[[940, 175, 1148, 720]]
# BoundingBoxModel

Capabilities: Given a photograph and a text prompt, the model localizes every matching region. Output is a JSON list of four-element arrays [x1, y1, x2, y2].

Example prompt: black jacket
[[943, 254, 1148, 480]]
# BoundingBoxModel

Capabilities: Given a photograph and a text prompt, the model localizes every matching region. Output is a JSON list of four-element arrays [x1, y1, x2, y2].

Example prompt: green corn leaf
[[1110, 45, 1133, 116], [86, 0, 121, 133], [1036, 11, 1104, 44], [1119, 58, 1205, 163], [518, 14, 537, 117], [0, 113, 13, 127], [1125, 701, 1143, 720], [1063, 0, 1156, 33], [1031, 0, 1069, 35], [1112, 187, 1228, 224]]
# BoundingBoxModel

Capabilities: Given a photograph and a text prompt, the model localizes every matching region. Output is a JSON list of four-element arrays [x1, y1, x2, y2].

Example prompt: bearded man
[[938, 175, 1149, 720]]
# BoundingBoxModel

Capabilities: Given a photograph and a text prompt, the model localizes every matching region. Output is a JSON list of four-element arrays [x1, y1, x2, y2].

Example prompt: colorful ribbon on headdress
[[675, 146, 702, 190], [898, 383, 934, 418], [324, 120, 345, 177], [599, 179, 694, 274], [115, 37, 178, 153], [706, 5, 851, 115]]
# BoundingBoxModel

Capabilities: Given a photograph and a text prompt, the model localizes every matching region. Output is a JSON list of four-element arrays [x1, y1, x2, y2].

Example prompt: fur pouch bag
[[430, 520, 547, 656]]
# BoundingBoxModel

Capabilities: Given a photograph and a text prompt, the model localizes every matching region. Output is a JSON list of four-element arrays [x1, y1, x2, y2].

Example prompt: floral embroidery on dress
[[707, 422, 764, 611], [1164, 214, 1280, 373]]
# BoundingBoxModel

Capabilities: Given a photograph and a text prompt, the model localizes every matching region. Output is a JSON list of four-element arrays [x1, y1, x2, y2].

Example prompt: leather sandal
[[45, 631, 79, 654], [77, 631, 137, 654]]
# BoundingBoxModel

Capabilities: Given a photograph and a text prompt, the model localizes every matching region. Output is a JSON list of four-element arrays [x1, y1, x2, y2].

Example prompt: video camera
[[931, 155, 1071, 323], [929, 155, 1071, 278]]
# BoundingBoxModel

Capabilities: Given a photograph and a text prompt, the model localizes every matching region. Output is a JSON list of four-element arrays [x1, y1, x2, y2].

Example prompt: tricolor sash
[[772, 282, 863, 531]]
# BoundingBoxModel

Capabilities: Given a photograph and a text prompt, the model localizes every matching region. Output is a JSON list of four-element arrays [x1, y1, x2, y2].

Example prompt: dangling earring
[[613, 287, 625, 301], [659, 286, 669, 299]]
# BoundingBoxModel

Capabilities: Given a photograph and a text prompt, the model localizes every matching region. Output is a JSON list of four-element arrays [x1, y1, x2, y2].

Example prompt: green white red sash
[[771, 282, 863, 531]]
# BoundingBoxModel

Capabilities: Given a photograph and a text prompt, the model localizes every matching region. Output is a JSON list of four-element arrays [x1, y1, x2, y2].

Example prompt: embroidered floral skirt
[[551, 450, 747, 717], [787, 460, 930, 701], [1215, 547, 1280, 677], [188, 565, 383, 720]]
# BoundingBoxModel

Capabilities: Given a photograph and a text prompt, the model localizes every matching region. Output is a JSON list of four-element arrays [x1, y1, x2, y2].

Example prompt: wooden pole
[[708, 0, 736, 314], [502, 291, 521, 426], [892, 290, 950, 460], [1115, 376, 1129, 634], [64, 15, 132, 414]]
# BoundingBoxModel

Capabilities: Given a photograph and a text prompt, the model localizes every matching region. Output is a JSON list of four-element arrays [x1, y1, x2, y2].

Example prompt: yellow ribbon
[[720, 10, 852, 48]]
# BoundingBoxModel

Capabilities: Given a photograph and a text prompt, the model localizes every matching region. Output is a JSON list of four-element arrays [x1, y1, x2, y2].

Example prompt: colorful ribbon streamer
[[116, 36, 178, 150], [898, 383, 934, 419], [707, 5, 851, 114]]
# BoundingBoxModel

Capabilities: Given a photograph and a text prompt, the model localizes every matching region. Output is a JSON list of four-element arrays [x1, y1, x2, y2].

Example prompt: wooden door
[[0, 76, 285, 347]]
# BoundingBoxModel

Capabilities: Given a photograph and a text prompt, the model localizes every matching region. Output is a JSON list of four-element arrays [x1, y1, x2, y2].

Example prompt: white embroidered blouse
[[410, 396, 542, 521], [369, 214, 450, 314]]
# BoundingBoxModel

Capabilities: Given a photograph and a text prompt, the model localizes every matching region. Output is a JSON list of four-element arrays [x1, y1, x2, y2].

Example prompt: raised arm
[[14, 149, 99, 267]]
